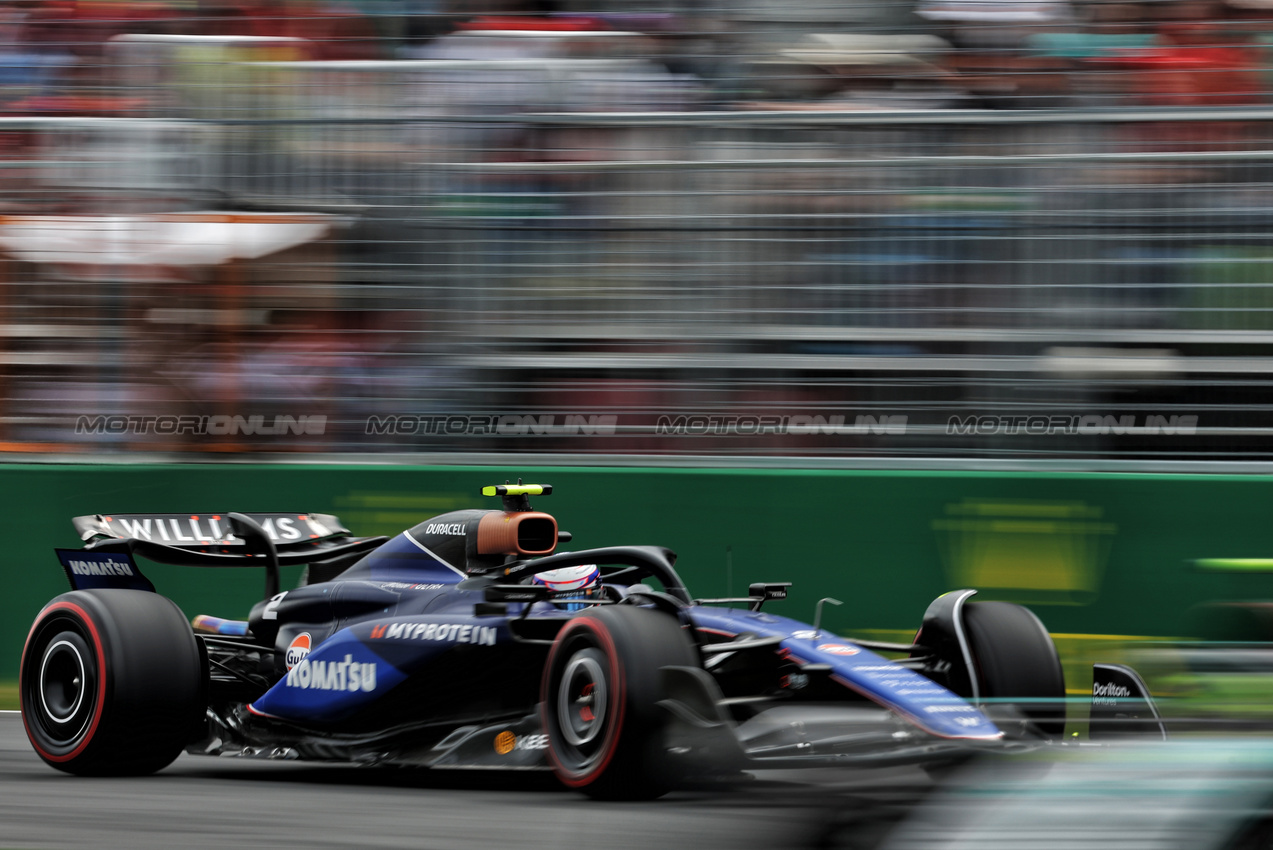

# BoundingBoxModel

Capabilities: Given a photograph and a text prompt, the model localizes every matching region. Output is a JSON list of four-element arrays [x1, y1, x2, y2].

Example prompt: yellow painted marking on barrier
[[1052, 633, 1181, 642], [1196, 558, 1273, 572]]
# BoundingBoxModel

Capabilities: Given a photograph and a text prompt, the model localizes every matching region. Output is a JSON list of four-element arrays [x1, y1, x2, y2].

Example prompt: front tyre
[[21, 590, 204, 775], [541, 605, 696, 800], [963, 601, 1067, 738]]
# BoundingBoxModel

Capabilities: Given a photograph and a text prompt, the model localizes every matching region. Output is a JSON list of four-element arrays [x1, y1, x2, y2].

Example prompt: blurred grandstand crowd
[[0, 0, 1269, 110], [1, 0, 1272, 460]]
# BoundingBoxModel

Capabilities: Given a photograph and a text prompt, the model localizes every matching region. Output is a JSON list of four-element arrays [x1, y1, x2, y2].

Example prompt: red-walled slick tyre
[[541, 605, 696, 800], [21, 590, 205, 776]]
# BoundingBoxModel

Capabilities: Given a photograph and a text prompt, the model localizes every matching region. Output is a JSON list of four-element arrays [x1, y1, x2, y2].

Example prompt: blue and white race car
[[20, 483, 1159, 798]]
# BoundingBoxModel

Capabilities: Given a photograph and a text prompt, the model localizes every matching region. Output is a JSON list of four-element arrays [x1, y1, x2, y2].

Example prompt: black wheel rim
[[23, 619, 98, 754], [39, 639, 87, 727], [558, 649, 608, 748], [552, 643, 611, 771]]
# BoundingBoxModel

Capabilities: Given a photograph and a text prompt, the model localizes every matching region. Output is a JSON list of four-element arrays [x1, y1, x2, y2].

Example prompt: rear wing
[[75, 512, 350, 548], [63, 512, 387, 599]]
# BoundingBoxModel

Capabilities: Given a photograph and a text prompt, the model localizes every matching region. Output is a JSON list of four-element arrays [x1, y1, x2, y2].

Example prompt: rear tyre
[[21, 590, 205, 775], [541, 605, 696, 800], [962, 601, 1066, 738]]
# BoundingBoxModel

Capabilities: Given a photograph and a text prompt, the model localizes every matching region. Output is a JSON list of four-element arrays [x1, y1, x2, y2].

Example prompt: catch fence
[[4, 86, 1273, 461]]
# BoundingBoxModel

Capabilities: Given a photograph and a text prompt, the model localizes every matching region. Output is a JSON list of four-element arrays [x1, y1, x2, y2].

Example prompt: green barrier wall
[[5, 463, 1273, 682]]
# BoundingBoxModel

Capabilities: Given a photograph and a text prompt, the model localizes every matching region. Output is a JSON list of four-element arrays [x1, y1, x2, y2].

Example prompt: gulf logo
[[817, 643, 860, 656], [285, 632, 312, 670]]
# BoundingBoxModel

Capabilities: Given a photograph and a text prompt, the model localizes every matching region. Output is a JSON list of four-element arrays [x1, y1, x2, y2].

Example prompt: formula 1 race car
[[21, 484, 1163, 799]]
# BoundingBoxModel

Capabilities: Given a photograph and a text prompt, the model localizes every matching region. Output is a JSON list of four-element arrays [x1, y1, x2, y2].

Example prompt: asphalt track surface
[[0, 713, 927, 850]]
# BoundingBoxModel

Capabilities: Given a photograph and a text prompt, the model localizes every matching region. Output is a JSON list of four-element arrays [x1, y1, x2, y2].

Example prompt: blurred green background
[[7, 463, 1273, 705]]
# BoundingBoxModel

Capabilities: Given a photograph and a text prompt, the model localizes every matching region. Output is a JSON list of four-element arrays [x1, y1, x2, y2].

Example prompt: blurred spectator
[[919, 0, 1077, 45], [0, 2, 75, 112], [912, 0, 1081, 107], [405, 14, 701, 112], [737, 34, 971, 110], [1025, 3, 1156, 105], [1028, 2, 1156, 61], [196, 1, 382, 59], [1102, 0, 1264, 106]]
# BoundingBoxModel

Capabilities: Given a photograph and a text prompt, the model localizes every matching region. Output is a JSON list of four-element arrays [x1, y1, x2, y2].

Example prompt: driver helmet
[[531, 564, 601, 610]]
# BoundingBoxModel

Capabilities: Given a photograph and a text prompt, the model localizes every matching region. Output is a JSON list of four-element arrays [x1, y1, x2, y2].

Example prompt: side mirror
[[748, 581, 792, 611]]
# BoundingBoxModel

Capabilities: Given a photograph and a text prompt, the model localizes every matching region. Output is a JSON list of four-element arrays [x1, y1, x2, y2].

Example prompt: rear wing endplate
[[56, 547, 154, 593]]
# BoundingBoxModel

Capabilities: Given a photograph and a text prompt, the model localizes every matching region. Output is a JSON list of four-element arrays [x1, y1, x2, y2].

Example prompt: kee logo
[[494, 731, 548, 754]]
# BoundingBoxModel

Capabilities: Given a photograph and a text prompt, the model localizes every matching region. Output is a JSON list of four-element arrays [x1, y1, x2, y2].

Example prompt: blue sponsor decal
[[250, 627, 409, 723], [55, 548, 154, 592], [249, 615, 508, 724]]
